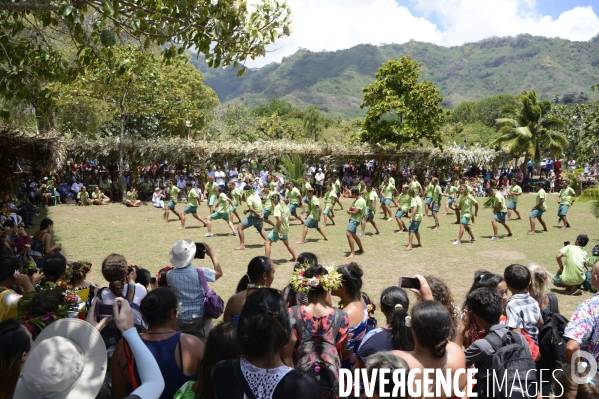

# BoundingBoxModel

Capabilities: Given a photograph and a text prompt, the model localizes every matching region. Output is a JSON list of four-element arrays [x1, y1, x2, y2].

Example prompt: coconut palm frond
[[579, 184, 599, 202], [590, 200, 599, 219]]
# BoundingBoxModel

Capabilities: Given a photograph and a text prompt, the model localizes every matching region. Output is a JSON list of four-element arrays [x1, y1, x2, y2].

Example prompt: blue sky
[[249, 0, 599, 67]]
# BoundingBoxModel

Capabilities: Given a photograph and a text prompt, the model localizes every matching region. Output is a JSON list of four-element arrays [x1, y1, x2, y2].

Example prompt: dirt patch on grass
[[477, 250, 526, 260]]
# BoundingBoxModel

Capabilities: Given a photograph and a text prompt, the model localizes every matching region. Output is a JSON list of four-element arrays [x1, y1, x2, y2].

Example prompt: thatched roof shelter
[[1, 125, 501, 170]]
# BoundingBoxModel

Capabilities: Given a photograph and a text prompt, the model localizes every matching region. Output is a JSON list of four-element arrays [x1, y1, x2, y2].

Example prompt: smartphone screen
[[399, 276, 421, 289], [195, 242, 206, 259], [95, 300, 120, 318]]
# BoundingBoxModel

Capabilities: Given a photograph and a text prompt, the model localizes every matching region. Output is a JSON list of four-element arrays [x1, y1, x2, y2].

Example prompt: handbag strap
[[232, 358, 257, 399], [196, 268, 209, 292], [123, 338, 139, 390]]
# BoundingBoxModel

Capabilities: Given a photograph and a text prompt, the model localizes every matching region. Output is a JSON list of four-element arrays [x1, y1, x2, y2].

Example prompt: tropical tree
[[360, 56, 449, 149], [279, 154, 306, 186], [303, 105, 322, 141], [490, 90, 566, 169], [0, 0, 291, 130], [63, 45, 217, 202]]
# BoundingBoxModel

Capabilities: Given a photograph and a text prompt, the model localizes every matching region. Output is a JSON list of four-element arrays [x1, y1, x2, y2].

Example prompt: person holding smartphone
[[166, 240, 222, 342]]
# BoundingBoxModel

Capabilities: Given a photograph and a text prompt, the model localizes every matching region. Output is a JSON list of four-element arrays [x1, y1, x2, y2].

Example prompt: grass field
[[33, 192, 598, 318]]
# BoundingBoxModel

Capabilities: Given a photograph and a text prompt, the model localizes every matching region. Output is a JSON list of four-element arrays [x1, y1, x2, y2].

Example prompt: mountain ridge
[[189, 34, 599, 118]]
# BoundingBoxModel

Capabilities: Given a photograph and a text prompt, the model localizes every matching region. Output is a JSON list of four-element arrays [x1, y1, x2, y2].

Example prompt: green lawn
[[34, 192, 598, 318]]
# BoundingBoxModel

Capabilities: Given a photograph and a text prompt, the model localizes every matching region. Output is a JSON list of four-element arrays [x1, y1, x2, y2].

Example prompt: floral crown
[[65, 260, 92, 281], [18, 280, 81, 336], [290, 263, 343, 294]]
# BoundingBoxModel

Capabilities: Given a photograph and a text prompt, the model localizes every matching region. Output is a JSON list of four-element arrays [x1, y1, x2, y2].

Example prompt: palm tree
[[303, 105, 322, 142], [490, 90, 566, 170], [279, 154, 307, 186]]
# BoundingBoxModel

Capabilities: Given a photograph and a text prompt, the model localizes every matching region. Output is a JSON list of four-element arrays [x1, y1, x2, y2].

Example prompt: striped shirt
[[166, 266, 215, 320], [506, 292, 542, 340]]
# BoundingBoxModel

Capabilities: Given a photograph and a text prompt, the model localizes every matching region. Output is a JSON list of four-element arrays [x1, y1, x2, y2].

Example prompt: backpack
[[538, 294, 568, 373], [96, 287, 144, 349], [291, 306, 344, 399], [478, 329, 537, 399]]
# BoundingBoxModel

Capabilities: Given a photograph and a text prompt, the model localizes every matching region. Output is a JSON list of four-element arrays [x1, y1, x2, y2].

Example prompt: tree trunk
[[119, 112, 127, 203]]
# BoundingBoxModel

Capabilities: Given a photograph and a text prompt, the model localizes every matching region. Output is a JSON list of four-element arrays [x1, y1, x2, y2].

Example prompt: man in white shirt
[[314, 168, 325, 197], [207, 166, 216, 180], [176, 176, 187, 190], [235, 176, 244, 190], [229, 165, 239, 182], [253, 178, 263, 196], [215, 166, 226, 190], [71, 180, 83, 194], [259, 166, 269, 186]]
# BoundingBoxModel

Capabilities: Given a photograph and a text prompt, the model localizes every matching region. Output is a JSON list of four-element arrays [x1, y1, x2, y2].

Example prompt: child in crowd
[[504, 264, 543, 343]]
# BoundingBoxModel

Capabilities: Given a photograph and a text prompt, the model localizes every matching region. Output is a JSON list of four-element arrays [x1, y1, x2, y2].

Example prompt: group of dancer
[[156, 171, 577, 259]]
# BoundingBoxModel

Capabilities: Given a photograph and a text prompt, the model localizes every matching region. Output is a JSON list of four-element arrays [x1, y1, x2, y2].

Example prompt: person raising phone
[[165, 240, 222, 343]]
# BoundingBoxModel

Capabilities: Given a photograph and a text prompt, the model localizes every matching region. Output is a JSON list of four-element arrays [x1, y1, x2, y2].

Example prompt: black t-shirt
[[357, 328, 394, 363], [212, 359, 319, 399]]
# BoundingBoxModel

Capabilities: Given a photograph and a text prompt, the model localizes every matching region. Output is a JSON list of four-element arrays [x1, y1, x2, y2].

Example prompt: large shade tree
[[0, 0, 291, 130], [359, 56, 448, 150], [490, 90, 566, 169]]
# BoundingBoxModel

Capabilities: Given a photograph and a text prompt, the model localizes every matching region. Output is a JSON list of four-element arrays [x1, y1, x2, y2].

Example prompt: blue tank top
[[133, 331, 193, 399]]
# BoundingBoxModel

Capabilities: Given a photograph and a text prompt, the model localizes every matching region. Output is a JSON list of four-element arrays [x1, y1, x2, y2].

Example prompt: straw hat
[[169, 239, 196, 269], [14, 318, 107, 399]]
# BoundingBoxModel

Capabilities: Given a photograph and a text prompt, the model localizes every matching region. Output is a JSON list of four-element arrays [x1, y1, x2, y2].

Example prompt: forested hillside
[[190, 34, 599, 118]]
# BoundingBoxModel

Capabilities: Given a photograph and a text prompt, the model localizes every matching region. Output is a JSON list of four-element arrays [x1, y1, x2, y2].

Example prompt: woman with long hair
[[111, 288, 204, 399], [30, 218, 62, 265], [281, 263, 349, 398], [223, 256, 275, 324], [282, 252, 319, 307], [331, 262, 368, 371], [421, 276, 461, 339], [355, 286, 414, 369], [393, 301, 467, 399], [213, 289, 319, 399], [191, 323, 240, 399], [0, 319, 32, 399]]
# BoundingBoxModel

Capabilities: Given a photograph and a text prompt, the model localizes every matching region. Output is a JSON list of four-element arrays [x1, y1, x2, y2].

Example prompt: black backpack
[[538, 293, 568, 373], [291, 306, 344, 399], [478, 329, 537, 399]]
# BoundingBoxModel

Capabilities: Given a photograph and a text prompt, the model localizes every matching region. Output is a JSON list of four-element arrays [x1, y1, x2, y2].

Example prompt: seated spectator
[[355, 286, 413, 369], [126, 187, 142, 207], [552, 234, 589, 295], [77, 186, 91, 206], [99, 177, 113, 200], [66, 261, 96, 309], [111, 288, 204, 399], [223, 256, 275, 324], [213, 288, 320, 399], [458, 287, 535, 398], [91, 186, 110, 205], [152, 188, 165, 208], [30, 218, 62, 266], [565, 260, 599, 366]]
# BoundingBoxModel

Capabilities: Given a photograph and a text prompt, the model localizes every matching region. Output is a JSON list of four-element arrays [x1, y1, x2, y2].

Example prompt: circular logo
[[570, 350, 598, 384]]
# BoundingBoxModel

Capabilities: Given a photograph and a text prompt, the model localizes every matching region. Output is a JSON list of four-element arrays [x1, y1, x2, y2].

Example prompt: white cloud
[[245, 0, 599, 68], [246, 0, 442, 67], [411, 0, 599, 46]]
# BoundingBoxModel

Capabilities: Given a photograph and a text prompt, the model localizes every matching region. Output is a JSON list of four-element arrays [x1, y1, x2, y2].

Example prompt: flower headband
[[65, 261, 92, 281], [290, 263, 343, 294], [18, 280, 80, 336]]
